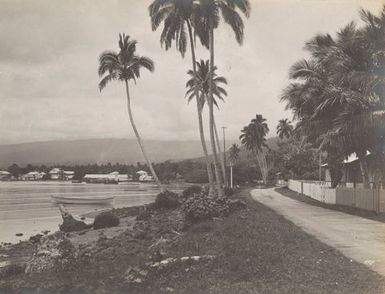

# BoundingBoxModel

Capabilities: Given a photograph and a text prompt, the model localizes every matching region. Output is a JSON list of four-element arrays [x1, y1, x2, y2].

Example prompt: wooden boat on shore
[[51, 195, 115, 205]]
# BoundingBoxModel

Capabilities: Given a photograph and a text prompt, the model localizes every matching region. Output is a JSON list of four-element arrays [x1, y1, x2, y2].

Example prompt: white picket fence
[[287, 179, 385, 212], [288, 180, 336, 204]]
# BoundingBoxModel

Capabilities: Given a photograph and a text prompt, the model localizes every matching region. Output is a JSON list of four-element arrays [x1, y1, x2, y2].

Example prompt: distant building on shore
[[21, 171, 46, 181], [83, 171, 131, 183], [49, 168, 74, 180], [0, 171, 11, 181], [136, 170, 154, 182]]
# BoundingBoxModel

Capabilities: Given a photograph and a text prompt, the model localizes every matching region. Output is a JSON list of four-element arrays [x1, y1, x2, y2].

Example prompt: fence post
[[377, 184, 380, 214]]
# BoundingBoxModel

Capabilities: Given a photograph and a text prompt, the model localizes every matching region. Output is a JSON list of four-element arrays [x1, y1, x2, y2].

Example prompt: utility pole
[[319, 152, 322, 182], [222, 126, 227, 187]]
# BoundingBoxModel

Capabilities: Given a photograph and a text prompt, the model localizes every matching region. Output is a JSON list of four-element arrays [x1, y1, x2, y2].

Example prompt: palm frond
[[230, 0, 251, 18], [220, 2, 244, 44], [289, 59, 323, 81], [98, 51, 119, 76], [98, 72, 118, 92]]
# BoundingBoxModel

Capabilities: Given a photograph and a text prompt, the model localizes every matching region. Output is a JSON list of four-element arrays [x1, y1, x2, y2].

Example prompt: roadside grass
[[130, 189, 385, 293], [276, 187, 385, 223]]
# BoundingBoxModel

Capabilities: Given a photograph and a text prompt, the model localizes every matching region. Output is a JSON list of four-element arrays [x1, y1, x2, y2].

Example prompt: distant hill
[[182, 136, 280, 164], [0, 138, 241, 168]]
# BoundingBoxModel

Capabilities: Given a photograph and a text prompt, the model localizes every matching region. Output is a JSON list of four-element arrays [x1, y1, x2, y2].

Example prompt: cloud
[[0, 0, 383, 144]]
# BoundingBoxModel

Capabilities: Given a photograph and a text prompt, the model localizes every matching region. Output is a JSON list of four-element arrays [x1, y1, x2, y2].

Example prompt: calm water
[[0, 181, 185, 243]]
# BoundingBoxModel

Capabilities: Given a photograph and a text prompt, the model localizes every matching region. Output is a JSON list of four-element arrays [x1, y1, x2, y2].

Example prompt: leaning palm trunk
[[186, 20, 215, 195], [197, 101, 216, 193], [208, 25, 223, 196], [255, 149, 269, 185], [213, 118, 226, 185], [124, 80, 163, 191]]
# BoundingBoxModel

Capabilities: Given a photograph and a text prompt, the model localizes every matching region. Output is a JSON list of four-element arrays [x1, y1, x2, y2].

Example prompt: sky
[[0, 0, 383, 145]]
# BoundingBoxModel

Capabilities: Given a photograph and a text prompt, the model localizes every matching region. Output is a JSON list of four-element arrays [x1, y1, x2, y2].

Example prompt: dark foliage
[[93, 212, 120, 230], [183, 168, 209, 183], [182, 185, 203, 199], [182, 193, 246, 223], [154, 190, 180, 209]]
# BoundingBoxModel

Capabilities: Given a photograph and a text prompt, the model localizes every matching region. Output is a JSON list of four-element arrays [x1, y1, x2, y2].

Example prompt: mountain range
[[0, 137, 280, 168], [0, 138, 239, 168]]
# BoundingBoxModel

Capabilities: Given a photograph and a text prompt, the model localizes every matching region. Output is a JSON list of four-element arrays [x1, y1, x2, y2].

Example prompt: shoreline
[[1, 188, 384, 293], [0, 181, 183, 244]]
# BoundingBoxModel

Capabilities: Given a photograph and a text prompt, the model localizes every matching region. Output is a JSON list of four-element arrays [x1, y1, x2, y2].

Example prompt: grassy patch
[[129, 189, 385, 293]]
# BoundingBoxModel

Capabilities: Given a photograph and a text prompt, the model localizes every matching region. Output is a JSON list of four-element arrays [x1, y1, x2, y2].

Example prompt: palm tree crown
[[149, 0, 195, 56], [240, 114, 269, 154], [194, 0, 251, 46], [98, 34, 154, 91], [185, 59, 227, 109], [229, 143, 240, 165], [276, 119, 293, 140]]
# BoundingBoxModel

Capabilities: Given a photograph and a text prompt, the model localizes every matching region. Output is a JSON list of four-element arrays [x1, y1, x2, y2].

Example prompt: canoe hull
[[51, 195, 115, 205]]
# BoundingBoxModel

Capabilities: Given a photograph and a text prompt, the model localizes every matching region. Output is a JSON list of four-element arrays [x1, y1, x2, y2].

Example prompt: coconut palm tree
[[228, 143, 240, 188], [149, 0, 216, 194], [185, 59, 228, 184], [194, 0, 251, 196], [98, 34, 163, 190], [281, 7, 385, 188], [276, 119, 293, 140], [240, 114, 270, 184]]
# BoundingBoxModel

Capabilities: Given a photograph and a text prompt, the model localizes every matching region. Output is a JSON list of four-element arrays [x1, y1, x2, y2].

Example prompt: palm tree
[[276, 119, 293, 140], [240, 114, 270, 184], [228, 143, 240, 188], [149, 0, 216, 194], [98, 34, 163, 190], [185, 59, 228, 184], [194, 0, 251, 196], [281, 7, 385, 188]]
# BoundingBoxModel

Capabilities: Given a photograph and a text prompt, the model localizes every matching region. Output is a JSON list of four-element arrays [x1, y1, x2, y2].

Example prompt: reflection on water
[[0, 181, 185, 243]]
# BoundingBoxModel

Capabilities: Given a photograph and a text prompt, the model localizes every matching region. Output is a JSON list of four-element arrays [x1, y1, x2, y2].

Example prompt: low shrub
[[182, 185, 202, 199], [182, 193, 247, 223], [154, 190, 180, 209], [93, 211, 120, 229]]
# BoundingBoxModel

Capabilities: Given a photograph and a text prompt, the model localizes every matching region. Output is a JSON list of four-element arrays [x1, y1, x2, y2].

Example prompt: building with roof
[[83, 171, 130, 183], [49, 168, 74, 180], [0, 171, 11, 181], [136, 170, 154, 182], [324, 151, 383, 187], [21, 171, 45, 181]]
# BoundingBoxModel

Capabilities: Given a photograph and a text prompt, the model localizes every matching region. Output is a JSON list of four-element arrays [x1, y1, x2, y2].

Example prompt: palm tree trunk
[[213, 118, 226, 185], [357, 151, 370, 189], [187, 20, 215, 195], [230, 164, 233, 188], [208, 25, 223, 196], [124, 80, 163, 191]]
